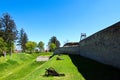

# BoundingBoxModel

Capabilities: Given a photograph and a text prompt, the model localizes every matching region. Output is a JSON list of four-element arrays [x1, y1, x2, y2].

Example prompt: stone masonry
[[53, 22, 120, 69]]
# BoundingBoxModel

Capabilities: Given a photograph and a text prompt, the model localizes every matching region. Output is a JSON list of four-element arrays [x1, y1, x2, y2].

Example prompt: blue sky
[[0, 0, 120, 48]]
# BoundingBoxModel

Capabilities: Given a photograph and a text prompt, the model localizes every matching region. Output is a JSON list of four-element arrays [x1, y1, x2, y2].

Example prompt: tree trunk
[[10, 47, 12, 56], [3, 51, 6, 57]]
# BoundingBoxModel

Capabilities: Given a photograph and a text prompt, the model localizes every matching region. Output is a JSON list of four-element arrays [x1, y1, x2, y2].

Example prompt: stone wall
[[54, 22, 120, 69], [54, 46, 80, 55], [79, 22, 120, 68]]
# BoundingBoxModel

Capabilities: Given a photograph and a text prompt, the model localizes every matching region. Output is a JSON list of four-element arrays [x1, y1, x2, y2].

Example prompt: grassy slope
[[23, 55, 85, 80], [0, 53, 84, 80], [1, 52, 119, 80], [0, 53, 50, 80]]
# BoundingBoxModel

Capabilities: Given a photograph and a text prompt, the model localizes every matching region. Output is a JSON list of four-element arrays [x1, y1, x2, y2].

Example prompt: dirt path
[[36, 56, 49, 61]]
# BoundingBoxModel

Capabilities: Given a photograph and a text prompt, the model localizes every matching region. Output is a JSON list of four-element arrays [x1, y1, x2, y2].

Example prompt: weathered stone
[[36, 56, 49, 61], [53, 21, 120, 69]]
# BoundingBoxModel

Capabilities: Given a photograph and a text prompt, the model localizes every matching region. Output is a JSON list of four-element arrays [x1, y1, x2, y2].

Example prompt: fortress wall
[[79, 22, 120, 68], [54, 22, 120, 68], [54, 46, 80, 55]]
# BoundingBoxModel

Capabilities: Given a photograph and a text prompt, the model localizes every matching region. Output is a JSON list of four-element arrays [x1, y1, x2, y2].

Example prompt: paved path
[[36, 56, 49, 61]]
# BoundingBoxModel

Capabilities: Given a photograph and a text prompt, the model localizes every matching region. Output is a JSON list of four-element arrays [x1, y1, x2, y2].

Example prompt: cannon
[[45, 67, 65, 76]]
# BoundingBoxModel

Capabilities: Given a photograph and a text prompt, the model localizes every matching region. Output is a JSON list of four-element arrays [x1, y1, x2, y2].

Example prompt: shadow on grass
[[69, 54, 120, 80]]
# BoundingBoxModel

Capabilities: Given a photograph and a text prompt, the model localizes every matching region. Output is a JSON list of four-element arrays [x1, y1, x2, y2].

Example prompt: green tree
[[25, 41, 37, 53], [0, 19, 4, 37], [0, 13, 18, 55], [0, 37, 7, 57], [17, 28, 28, 52], [48, 36, 60, 51], [0, 37, 5, 52], [38, 41, 44, 52], [22, 33, 28, 52], [49, 43, 56, 52]]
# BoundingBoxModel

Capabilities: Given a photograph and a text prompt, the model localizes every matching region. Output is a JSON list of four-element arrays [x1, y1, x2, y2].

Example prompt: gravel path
[[36, 56, 49, 61]]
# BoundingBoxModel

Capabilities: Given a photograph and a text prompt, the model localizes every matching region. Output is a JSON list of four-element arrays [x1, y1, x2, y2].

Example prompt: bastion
[[53, 22, 120, 69]]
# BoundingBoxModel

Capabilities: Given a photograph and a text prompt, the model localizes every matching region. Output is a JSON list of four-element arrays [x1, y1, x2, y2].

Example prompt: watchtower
[[80, 33, 86, 41]]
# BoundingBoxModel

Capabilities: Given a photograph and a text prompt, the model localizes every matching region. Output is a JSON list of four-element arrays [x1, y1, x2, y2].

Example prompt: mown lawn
[[0, 52, 52, 80], [1, 53, 119, 80], [23, 55, 85, 80], [0, 53, 85, 80]]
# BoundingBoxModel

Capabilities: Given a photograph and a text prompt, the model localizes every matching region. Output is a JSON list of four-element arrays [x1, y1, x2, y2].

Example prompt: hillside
[[0, 53, 120, 80], [0, 53, 84, 80]]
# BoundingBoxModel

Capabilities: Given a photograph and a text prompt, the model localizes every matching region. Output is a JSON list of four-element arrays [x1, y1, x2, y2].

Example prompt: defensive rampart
[[54, 22, 120, 68]]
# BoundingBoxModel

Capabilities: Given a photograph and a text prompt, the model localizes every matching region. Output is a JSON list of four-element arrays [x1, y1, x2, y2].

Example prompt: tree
[[17, 28, 28, 52], [0, 37, 7, 57], [25, 41, 37, 53], [0, 37, 5, 52], [0, 13, 18, 55], [22, 33, 28, 52], [0, 19, 4, 37], [49, 43, 56, 52], [48, 36, 60, 51], [38, 41, 44, 52]]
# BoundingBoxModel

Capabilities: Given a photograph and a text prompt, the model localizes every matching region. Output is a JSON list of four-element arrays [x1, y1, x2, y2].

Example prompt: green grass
[[38, 52, 53, 56], [1, 52, 119, 80], [0, 53, 52, 80], [23, 55, 85, 80], [0, 53, 85, 80]]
